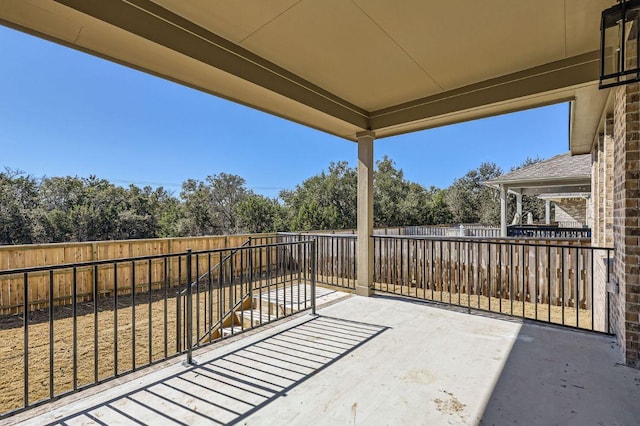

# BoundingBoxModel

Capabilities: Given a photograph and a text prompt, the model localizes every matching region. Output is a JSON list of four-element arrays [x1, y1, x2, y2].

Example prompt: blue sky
[[0, 26, 569, 198]]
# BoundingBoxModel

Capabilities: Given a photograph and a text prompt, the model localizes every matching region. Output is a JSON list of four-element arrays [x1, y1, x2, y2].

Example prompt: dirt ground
[[0, 284, 246, 416]]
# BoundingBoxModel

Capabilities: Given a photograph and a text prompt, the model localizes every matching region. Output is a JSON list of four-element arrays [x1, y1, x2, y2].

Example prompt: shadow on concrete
[[479, 322, 640, 425], [45, 315, 388, 425]]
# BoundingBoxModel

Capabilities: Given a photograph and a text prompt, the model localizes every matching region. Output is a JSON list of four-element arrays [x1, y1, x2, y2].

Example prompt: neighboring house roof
[[483, 152, 591, 196]]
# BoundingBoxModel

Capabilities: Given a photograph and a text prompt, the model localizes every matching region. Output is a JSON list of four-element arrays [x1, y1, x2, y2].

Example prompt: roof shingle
[[485, 152, 591, 185]]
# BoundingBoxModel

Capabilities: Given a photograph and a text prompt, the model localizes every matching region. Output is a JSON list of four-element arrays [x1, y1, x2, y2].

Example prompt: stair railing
[[184, 238, 316, 365]]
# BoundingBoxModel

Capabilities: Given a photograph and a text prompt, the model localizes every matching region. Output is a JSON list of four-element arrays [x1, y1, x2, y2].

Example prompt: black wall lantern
[[600, 0, 640, 89]]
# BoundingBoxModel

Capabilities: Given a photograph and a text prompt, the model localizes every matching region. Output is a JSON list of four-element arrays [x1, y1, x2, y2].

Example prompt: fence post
[[248, 243, 254, 326], [311, 239, 317, 315], [186, 249, 194, 365]]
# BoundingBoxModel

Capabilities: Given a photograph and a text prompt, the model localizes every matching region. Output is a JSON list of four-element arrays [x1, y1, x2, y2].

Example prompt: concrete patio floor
[[8, 294, 640, 425]]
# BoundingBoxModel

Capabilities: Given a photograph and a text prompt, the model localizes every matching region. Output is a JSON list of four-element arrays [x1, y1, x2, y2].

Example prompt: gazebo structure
[[2, 1, 640, 371], [484, 152, 592, 236]]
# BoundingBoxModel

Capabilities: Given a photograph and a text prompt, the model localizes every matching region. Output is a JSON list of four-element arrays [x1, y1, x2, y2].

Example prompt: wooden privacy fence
[[0, 234, 277, 315], [297, 225, 502, 238]]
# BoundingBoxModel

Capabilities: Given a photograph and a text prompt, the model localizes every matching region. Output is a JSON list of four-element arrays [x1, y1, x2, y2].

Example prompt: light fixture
[[600, 0, 640, 89]]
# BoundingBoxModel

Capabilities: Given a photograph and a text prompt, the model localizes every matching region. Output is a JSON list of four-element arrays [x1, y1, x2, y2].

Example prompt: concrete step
[[220, 326, 245, 337], [237, 309, 277, 326]]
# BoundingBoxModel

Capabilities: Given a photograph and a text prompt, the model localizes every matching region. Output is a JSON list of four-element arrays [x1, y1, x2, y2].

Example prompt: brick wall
[[592, 127, 612, 333], [605, 114, 615, 248], [553, 199, 587, 225], [612, 83, 640, 367], [591, 114, 614, 249], [593, 251, 612, 332], [593, 134, 601, 244]]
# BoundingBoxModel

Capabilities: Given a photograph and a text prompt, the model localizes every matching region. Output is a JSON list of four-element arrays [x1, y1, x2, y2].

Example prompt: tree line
[[0, 157, 543, 245]]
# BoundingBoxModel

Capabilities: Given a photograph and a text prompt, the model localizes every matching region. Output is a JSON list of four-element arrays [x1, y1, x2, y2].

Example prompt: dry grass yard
[[0, 285, 251, 415], [372, 283, 593, 330]]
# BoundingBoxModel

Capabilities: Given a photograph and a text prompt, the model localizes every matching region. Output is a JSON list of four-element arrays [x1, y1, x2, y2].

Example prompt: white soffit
[[0, 0, 616, 145]]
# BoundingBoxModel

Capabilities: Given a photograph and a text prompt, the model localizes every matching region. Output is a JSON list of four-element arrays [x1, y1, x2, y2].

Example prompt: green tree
[[179, 178, 218, 236], [446, 162, 503, 225], [207, 173, 249, 233], [427, 186, 453, 225], [280, 161, 357, 231], [179, 173, 250, 235], [236, 194, 288, 233], [374, 157, 431, 227], [38, 176, 86, 242], [0, 169, 40, 244], [153, 188, 184, 237]]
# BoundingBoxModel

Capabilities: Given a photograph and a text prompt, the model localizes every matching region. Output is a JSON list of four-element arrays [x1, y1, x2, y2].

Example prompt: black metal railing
[[507, 225, 592, 239], [0, 239, 316, 419], [372, 235, 613, 333], [277, 233, 611, 333], [183, 239, 317, 362], [278, 233, 357, 290], [400, 225, 501, 237]]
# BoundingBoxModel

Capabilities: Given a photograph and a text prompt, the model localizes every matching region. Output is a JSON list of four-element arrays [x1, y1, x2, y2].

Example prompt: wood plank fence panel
[[0, 234, 275, 315]]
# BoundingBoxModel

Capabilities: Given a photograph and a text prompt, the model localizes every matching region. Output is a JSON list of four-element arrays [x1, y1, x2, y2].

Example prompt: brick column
[[612, 83, 640, 367], [604, 113, 615, 247], [592, 137, 600, 244]]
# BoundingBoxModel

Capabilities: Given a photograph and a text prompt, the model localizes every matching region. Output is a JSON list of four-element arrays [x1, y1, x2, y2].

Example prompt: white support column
[[516, 193, 523, 219], [500, 185, 508, 237], [356, 131, 375, 296], [545, 200, 551, 224]]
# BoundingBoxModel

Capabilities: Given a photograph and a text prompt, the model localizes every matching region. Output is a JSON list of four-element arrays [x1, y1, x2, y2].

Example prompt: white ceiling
[[0, 0, 615, 148]]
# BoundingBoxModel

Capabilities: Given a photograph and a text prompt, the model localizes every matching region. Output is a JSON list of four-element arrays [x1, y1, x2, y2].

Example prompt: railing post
[[186, 249, 194, 365], [249, 244, 254, 325], [311, 239, 317, 315]]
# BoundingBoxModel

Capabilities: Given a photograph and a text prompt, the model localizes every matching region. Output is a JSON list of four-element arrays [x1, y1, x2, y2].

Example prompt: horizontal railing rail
[[372, 235, 613, 334], [555, 221, 585, 228], [508, 225, 591, 239], [399, 225, 501, 238], [0, 239, 316, 420], [180, 238, 252, 296]]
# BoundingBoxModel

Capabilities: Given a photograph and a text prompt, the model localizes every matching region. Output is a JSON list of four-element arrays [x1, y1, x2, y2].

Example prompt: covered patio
[[3, 1, 640, 422], [8, 294, 640, 425]]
